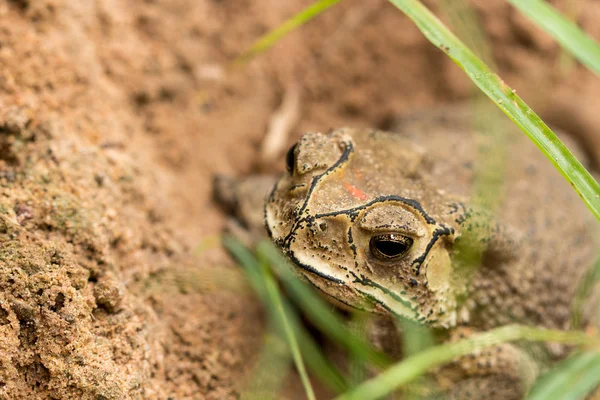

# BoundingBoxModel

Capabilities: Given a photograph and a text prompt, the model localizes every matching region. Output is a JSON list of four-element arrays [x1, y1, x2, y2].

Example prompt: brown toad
[[266, 107, 598, 333], [217, 105, 599, 398]]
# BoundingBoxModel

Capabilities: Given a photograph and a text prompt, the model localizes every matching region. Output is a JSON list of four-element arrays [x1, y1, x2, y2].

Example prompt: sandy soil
[[0, 0, 599, 398]]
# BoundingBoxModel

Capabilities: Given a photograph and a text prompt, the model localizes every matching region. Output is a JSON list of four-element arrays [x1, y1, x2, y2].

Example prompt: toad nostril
[[318, 221, 328, 232]]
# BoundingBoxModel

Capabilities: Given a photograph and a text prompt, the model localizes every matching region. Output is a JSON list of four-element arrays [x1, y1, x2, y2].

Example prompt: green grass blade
[[294, 315, 350, 393], [258, 257, 316, 400], [526, 351, 600, 400], [507, 0, 600, 76], [223, 237, 268, 300], [345, 313, 371, 387], [266, 277, 349, 393], [241, 329, 291, 400], [225, 237, 348, 394], [235, 0, 343, 65], [387, 0, 600, 222], [224, 239, 293, 399], [438, 0, 494, 66], [571, 256, 600, 328], [257, 241, 392, 368], [334, 325, 598, 400], [398, 318, 434, 357]]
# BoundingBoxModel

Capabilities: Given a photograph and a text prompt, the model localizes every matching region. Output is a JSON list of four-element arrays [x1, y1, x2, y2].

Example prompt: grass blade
[[398, 318, 434, 357], [235, 0, 343, 65], [387, 0, 600, 221], [334, 325, 598, 400], [294, 315, 350, 393], [225, 237, 348, 394], [345, 313, 371, 387], [526, 351, 600, 400], [223, 237, 268, 299], [241, 329, 291, 400], [571, 256, 600, 329], [438, 0, 494, 65], [507, 0, 600, 76], [258, 257, 316, 400]]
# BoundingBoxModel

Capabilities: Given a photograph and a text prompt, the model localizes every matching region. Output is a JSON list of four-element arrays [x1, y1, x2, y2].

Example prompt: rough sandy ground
[[0, 0, 599, 398]]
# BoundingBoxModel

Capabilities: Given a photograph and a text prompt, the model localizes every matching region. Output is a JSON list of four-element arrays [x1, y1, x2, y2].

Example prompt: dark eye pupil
[[370, 235, 413, 259], [375, 241, 407, 257], [285, 143, 298, 173]]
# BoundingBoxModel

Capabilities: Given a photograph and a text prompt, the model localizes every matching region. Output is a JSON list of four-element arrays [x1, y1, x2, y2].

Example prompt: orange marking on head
[[343, 181, 368, 201]]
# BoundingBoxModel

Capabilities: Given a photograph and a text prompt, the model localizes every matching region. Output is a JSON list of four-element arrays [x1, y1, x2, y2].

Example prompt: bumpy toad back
[[265, 106, 598, 331]]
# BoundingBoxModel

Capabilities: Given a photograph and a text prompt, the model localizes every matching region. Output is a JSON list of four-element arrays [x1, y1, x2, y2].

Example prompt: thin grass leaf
[[526, 351, 600, 400], [438, 0, 494, 66], [241, 329, 291, 400], [257, 241, 392, 368], [334, 325, 598, 400], [223, 237, 268, 300], [438, 0, 510, 225], [226, 236, 349, 394], [398, 318, 434, 357], [224, 238, 293, 399], [346, 313, 371, 388], [507, 0, 600, 76], [294, 313, 350, 393], [258, 257, 316, 400], [169, 267, 249, 295], [234, 0, 342, 65], [194, 234, 222, 255], [262, 275, 350, 393], [571, 256, 600, 328], [555, 1, 585, 75], [387, 0, 600, 221]]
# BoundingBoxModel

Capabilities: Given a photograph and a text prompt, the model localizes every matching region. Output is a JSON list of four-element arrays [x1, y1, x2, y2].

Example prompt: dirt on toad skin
[[0, 0, 599, 399]]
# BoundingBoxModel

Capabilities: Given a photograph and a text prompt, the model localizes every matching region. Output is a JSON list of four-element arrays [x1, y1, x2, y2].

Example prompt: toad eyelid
[[367, 225, 423, 238]]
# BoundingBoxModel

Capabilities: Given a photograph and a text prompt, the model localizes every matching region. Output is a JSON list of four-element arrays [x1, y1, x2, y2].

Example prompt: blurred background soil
[[0, 0, 598, 398]]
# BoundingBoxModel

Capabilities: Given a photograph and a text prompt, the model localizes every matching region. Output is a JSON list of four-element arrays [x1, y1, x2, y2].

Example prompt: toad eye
[[369, 234, 413, 260], [285, 143, 298, 173]]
